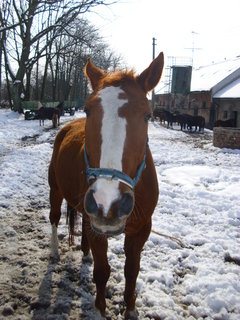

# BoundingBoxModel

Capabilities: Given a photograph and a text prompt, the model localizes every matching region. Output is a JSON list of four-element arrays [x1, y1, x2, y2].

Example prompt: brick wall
[[213, 127, 240, 149]]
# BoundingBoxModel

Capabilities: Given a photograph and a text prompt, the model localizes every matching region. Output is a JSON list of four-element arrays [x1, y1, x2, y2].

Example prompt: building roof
[[190, 57, 240, 93], [213, 77, 240, 98]]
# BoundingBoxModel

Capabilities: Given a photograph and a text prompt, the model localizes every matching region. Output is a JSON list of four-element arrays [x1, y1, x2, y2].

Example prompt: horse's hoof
[[124, 309, 139, 320], [93, 307, 106, 319], [82, 252, 92, 263]]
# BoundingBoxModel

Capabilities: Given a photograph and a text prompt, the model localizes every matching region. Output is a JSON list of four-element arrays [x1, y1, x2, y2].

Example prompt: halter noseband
[[83, 139, 148, 190]]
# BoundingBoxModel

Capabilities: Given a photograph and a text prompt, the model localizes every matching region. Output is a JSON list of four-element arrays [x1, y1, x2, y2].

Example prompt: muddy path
[[1, 116, 239, 320], [0, 122, 127, 320], [0, 123, 95, 320], [0, 202, 100, 320]]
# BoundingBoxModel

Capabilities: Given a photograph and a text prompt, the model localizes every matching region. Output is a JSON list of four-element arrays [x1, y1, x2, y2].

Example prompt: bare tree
[[0, 0, 117, 112], [34, 16, 122, 103], [0, 0, 12, 105]]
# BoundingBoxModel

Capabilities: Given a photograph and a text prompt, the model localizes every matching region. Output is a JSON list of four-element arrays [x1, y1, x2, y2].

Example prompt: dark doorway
[[233, 111, 238, 127], [209, 105, 216, 129]]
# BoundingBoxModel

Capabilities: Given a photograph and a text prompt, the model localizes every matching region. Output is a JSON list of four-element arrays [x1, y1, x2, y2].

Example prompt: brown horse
[[48, 52, 164, 318]]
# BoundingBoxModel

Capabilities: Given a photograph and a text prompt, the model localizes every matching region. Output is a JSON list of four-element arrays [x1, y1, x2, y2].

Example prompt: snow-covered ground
[[0, 109, 239, 320]]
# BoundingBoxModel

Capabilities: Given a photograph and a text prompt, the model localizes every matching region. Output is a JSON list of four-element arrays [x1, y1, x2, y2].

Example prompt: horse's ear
[[137, 52, 164, 93], [84, 59, 105, 90]]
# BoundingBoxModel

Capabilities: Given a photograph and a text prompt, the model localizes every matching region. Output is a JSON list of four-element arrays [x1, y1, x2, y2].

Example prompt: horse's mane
[[99, 69, 137, 89]]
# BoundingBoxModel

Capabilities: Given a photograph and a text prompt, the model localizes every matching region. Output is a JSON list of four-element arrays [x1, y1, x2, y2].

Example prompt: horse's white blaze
[[93, 86, 128, 217], [93, 178, 119, 216], [99, 86, 127, 170]]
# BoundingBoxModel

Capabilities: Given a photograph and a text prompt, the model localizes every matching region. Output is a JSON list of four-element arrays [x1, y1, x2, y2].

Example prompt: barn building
[[155, 57, 240, 129]]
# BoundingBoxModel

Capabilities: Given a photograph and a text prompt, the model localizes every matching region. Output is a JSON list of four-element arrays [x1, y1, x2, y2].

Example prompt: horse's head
[[83, 53, 164, 236]]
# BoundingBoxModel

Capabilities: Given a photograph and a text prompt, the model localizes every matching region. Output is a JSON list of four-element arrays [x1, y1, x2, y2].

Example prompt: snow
[[13, 80, 21, 85], [214, 77, 240, 98], [0, 109, 240, 319], [190, 57, 240, 92]]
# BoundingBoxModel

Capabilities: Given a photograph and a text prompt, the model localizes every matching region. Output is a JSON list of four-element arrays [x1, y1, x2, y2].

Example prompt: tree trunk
[[11, 83, 23, 113], [0, 36, 2, 102], [25, 65, 33, 101], [41, 57, 49, 101], [5, 68, 13, 109]]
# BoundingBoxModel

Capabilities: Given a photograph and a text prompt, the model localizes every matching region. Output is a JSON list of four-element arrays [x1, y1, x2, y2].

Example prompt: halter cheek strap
[[83, 139, 148, 190]]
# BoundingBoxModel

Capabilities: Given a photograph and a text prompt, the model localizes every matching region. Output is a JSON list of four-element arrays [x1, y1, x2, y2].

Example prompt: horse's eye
[[144, 113, 151, 123], [85, 108, 90, 118]]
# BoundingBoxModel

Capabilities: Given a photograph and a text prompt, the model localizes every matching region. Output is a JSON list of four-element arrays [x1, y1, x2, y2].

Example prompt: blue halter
[[83, 139, 148, 190]]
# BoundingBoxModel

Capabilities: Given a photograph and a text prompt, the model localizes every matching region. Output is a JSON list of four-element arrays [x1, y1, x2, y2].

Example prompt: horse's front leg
[[81, 215, 90, 257], [88, 232, 110, 317], [124, 221, 152, 319], [49, 187, 63, 260], [49, 160, 63, 260]]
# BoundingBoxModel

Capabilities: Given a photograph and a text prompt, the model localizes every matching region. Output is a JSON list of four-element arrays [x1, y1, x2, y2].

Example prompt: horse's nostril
[[119, 193, 134, 217], [84, 190, 98, 216]]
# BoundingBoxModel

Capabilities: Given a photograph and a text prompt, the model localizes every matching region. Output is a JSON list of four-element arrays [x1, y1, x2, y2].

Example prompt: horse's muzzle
[[84, 188, 134, 236]]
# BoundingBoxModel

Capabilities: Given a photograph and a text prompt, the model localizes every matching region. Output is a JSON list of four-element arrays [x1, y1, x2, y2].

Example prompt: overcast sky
[[86, 0, 240, 76]]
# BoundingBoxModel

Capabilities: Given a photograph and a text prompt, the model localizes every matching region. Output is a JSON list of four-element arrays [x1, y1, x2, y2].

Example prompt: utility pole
[[151, 37, 156, 113]]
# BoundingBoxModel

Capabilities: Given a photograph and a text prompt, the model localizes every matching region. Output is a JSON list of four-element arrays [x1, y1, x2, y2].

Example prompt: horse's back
[[39, 106, 50, 119], [53, 118, 85, 151]]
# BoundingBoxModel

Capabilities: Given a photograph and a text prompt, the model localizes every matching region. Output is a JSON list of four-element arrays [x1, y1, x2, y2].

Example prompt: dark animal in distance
[[39, 102, 64, 127], [52, 113, 58, 128], [164, 110, 176, 128], [153, 108, 205, 132], [214, 118, 235, 127], [179, 114, 205, 132], [153, 107, 165, 123], [174, 113, 188, 131], [153, 108, 176, 128], [48, 52, 164, 318], [192, 115, 205, 132]]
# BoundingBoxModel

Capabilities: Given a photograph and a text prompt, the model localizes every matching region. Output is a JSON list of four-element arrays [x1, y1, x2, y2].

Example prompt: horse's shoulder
[[67, 118, 86, 135], [58, 117, 85, 132], [55, 118, 85, 148]]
